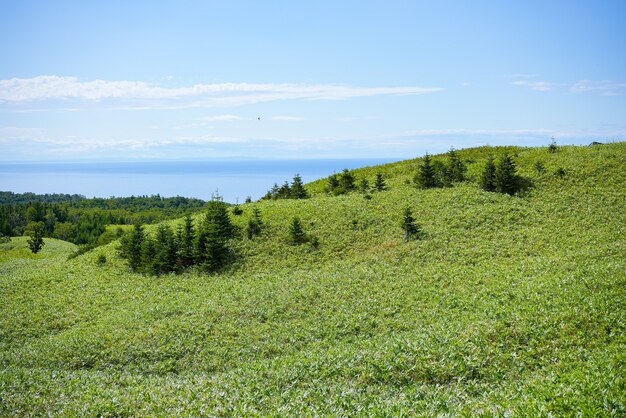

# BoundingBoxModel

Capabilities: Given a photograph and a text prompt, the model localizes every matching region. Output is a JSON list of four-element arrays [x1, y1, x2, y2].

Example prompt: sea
[[0, 158, 399, 203]]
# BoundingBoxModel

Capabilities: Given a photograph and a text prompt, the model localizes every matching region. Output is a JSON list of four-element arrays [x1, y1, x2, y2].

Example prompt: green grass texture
[[1, 143, 624, 416]]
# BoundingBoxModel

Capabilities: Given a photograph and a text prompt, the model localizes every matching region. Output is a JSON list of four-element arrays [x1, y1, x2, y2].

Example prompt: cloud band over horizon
[[0, 76, 443, 108]]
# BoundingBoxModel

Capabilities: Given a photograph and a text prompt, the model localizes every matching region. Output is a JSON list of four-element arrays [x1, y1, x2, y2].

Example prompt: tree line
[[0, 191, 86, 205], [0, 195, 208, 251]]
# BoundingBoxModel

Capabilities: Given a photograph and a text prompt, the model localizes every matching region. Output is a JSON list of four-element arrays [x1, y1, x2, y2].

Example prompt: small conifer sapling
[[26, 221, 45, 254], [288, 217, 307, 245], [374, 173, 387, 191], [401, 207, 421, 242]]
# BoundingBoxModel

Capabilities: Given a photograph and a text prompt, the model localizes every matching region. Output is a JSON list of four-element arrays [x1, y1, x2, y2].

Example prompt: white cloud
[[511, 80, 553, 91], [570, 80, 626, 96], [272, 116, 306, 121], [2, 125, 624, 160], [0, 76, 443, 108]]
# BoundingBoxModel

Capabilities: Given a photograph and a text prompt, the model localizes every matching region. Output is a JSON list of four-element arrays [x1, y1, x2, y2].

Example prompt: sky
[[1, 0, 625, 161]]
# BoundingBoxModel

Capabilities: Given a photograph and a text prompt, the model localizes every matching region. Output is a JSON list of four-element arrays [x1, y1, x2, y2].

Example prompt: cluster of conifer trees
[[326, 170, 387, 196], [263, 174, 309, 200], [413, 148, 524, 195], [119, 200, 263, 275], [479, 154, 523, 195], [414, 148, 468, 189]]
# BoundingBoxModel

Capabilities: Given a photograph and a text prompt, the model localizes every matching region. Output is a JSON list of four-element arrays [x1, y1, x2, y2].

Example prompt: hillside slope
[[1, 143, 624, 416]]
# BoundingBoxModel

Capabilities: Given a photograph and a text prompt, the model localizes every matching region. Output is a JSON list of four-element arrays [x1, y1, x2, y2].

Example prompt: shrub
[[246, 207, 263, 239], [548, 138, 558, 153], [555, 167, 567, 178]]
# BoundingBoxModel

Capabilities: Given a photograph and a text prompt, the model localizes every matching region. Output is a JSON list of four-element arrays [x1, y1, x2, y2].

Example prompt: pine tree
[[340, 169, 356, 192], [205, 222, 231, 271], [494, 154, 519, 195], [203, 200, 235, 239], [401, 207, 421, 242], [193, 227, 208, 266], [269, 183, 280, 200], [26, 221, 45, 253], [374, 173, 386, 191], [278, 181, 291, 199], [288, 217, 307, 245], [480, 155, 497, 192], [179, 214, 195, 267], [414, 153, 437, 189], [246, 207, 263, 239], [120, 222, 145, 272], [446, 147, 467, 183], [195, 200, 235, 271], [432, 160, 450, 187], [290, 174, 309, 199], [141, 236, 156, 274], [153, 224, 176, 275], [327, 174, 340, 194]]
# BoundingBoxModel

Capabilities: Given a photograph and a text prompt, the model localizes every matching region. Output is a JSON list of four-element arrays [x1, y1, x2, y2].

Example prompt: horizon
[[0, 156, 401, 202], [1, 1, 625, 162]]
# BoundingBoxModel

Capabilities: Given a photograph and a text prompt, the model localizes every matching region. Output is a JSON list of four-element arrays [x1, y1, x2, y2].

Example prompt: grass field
[[1, 143, 624, 416]]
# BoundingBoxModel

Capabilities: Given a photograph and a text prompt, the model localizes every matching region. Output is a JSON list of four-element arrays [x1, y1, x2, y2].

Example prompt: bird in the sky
[[258, 116, 261, 121]]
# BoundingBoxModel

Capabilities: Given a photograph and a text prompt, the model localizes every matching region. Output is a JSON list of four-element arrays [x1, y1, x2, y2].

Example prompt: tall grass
[[1, 143, 624, 416]]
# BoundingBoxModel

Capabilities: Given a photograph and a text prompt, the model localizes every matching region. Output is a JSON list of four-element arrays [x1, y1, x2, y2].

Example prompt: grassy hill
[[1, 143, 624, 416]]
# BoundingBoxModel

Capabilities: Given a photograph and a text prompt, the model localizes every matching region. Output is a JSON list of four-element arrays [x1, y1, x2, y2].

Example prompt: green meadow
[[1, 143, 624, 416]]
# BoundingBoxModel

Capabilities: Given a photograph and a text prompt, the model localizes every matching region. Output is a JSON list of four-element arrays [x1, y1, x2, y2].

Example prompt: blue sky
[[1, 0, 625, 161]]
